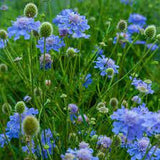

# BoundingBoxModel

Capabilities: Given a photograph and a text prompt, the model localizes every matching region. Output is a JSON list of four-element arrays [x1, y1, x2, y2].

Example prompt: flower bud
[[109, 97, 118, 108], [156, 34, 160, 42], [2, 103, 12, 114], [0, 63, 8, 73], [144, 25, 156, 39], [117, 20, 127, 32], [23, 116, 40, 136], [39, 22, 53, 38], [0, 29, 7, 40], [45, 80, 51, 86], [34, 87, 42, 97], [106, 68, 114, 78], [24, 3, 38, 18], [15, 101, 26, 114], [122, 100, 128, 108]]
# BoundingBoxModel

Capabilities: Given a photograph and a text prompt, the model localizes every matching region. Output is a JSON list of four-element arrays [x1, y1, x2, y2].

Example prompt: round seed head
[[24, 3, 38, 18], [109, 97, 118, 108], [15, 101, 26, 114], [106, 68, 114, 77], [0, 29, 7, 40], [144, 25, 156, 39], [23, 116, 40, 136], [117, 20, 127, 32], [39, 22, 53, 38], [0, 63, 8, 73], [2, 103, 12, 114]]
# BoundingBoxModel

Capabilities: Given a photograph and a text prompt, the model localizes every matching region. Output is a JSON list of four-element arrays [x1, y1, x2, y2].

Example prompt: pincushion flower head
[[97, 135, 112, 149], [8, 17, 40, 40], [36, 35, 65, 53], [53, 9, 90, 38], [0, 29, 8, 48], [128, 14, 146, 27], [39, 53, 52, 70], [94, 55, 119, 77], [127, 137, 160, 160], [130, 77, 154, 94]]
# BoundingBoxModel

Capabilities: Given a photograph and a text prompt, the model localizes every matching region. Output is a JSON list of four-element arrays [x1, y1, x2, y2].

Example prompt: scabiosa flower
[[68, 104, 78, 114], [0, 107, 38, 148], [117, 20, 127, 32], [39, 53, 52, 70], [7, 17, 40, 40], [120, 0, 134, 5], [128, 14, 146, 27], [66, 47, 79, 57], [111, 107, 145, 141], [83, 74, 93, 88], [0, 5, 8, 11], [97, 136, 112, 149], [78, 114, 88, 123], [94, 55, 119, 77], [130, 77, 154, 94], [146, 43, 158, 51], [132, 95, 141, 104], [23, 95, 32, 103], [59, 28, 69, 37], [37, 35, 65, 53], [113, 32, 132, 47], [0, 39, 7, 48], [127, 137, 159, 160], [53, 9, 90, 39], [127, 24, 142, 34], [79, 141, 89, 149], [77, 148, 93, 160], [134, 40, 146, 45]]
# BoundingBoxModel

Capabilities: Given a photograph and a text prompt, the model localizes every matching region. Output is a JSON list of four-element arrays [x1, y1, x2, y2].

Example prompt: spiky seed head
[[144, 25, 156, 39], [109, 97, 118, 108], [66, 47, 76, 57], [15, 101, 26, 114], [106, 68, 114, 77], [23, 116, 39, 136], [0, 29, 7, 40], [117, 20, 127, 32], [0, 63, 8, 73], [2, 103, 12, 114], [39, 22, 53, 38], [34, 87, 42, 97], [97, 152, 105, 159], [24, 3, 38, 18]]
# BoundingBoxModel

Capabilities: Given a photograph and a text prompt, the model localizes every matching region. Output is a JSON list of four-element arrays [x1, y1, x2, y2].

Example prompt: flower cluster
[[53, 9, 90, 38], [61, 141, 99, 160], [37, 35, 65, 53], [8, 17, 40, 40], [94, 55, 119, 77]]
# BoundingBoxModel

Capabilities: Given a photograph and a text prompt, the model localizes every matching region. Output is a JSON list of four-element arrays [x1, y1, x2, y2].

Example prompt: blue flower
[[83, 74, 93, 88], [23, 95, 32, 103], [120, 0, 134, 5], [128, 24, 142, 34], [39, 53, 52, 70], [130, 77, 154, 95], [113, 32, 132, 47], [131, 96, 141, 104], [36, 35, 65, 53], [128, 14, 146, 27], [146, 43, 159, 51], [97, 135, 112, 149], [111, 107, 145, 141], [134, 40, 146, 45], [68, 104, 78, 114], [127, 137, 158, 160], [94, 55, 119, 77], [53, 9, 90, 39], [8, 17, 40, 40], [0, 39, 7, 48]]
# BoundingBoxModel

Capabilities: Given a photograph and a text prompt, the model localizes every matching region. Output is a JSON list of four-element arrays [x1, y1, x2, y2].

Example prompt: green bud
[[0, 63, 8, 73], [43, 144, 50, 150], [34, 87, 42, 97], [39, 22, 53, 38], [23, 116, 40, 136], [106, 68, 114, 77], [156, 34, 160, 42], [2, 103, 12, 115], [24, 3, 38, 18], [122, 100, 128, 108], [109, 97, 118, 108], [0, 29, 7, 40], [15, 101, 25, 114], [144, 25, 156, 39], [117, 20, 127, 32]]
